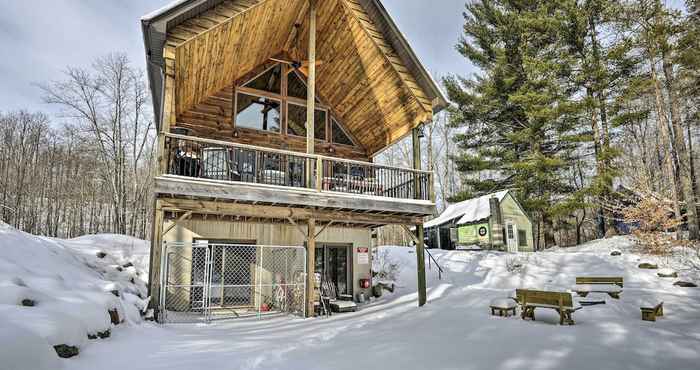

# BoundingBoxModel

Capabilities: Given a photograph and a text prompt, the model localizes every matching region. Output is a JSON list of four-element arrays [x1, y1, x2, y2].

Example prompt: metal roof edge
[[371, 0, 449, 114]]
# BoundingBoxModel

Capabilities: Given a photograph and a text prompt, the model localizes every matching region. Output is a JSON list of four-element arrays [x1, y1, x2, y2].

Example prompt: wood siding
[[499, 193, 534, 251], [165, 0, 434, 156]]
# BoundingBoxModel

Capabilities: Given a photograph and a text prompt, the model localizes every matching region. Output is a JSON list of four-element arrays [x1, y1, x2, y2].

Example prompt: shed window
[[518, 230, 527, 247], [235, 93, 281, 133]]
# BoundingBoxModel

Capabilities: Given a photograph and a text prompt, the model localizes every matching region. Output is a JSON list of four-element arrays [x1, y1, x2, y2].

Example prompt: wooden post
[[412, 126, 427, 307], [148, 199, 164, 312], [306, 218, 316, 317], [305, 0, 317, 188]]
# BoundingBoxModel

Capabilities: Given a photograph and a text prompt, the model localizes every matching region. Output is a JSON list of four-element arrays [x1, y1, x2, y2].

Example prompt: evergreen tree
[[444, 1, 587, 248]]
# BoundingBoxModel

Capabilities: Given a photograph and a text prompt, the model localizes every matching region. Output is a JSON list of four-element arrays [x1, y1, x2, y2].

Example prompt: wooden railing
[[163, 133, 434, 201]]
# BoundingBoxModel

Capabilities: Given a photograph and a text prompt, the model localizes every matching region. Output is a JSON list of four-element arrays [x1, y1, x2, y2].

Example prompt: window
[[518, 230, 527, 247], [244, 65, 281, 94], [234, 62, 355, 145], [287, 103, 326, 140], [332, 119, 354, 146], [288, 71, 307, 100], [235, 93, 281, 133]]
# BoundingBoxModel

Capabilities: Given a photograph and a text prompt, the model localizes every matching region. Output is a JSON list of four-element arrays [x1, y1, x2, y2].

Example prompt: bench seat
[[524, 302, 582, 311], [515, 289, 581, 325], [573, 283, 623, 299]]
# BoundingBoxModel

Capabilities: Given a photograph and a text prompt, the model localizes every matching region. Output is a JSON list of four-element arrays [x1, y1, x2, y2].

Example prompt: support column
[[306, 0, 317, 188], [148, 199, 164, 312], [306, 218, 316, 317], [412, 126, 427, 307]]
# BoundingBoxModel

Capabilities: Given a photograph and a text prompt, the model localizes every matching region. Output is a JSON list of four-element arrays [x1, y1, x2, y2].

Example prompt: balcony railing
[[163, 133, 433, 202]]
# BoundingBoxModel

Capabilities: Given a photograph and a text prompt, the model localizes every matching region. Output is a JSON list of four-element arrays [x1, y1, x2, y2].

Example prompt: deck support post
[[412, 126, 427, 307], [306, 218, 316, 317], [305, 0, 317, 188], [148, 199, 165, 314]]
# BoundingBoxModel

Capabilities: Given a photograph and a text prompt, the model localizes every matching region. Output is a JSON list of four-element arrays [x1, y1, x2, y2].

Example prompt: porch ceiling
[[167, 0, 436, 155]]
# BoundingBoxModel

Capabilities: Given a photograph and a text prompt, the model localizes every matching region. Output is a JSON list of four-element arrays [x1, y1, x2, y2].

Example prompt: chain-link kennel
[[159, 242, 306, 323]]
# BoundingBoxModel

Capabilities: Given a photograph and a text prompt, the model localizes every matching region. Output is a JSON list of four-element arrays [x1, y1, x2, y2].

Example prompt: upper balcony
[[155, 133, 435, 224]]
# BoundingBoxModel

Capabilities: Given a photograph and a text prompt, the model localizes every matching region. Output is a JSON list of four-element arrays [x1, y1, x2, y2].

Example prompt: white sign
[[357, 247, 369, 264]]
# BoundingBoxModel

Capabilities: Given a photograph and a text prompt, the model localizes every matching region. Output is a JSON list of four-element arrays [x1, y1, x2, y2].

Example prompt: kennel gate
[[159, 242, 307, 323]]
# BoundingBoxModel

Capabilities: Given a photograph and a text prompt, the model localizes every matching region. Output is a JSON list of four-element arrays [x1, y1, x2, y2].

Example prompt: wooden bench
[[574, 277, 623, 299], [641, 302, 664, 322], [515, 289, 582, 325]]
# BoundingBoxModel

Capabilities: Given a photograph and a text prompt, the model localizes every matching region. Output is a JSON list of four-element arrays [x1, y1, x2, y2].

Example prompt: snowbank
[[0, 222, 149, 363], [66, 236, 700, 370]]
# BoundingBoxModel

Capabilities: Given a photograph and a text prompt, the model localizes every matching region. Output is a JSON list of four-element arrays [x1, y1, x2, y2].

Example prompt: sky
[[0, 0, 471, 115]]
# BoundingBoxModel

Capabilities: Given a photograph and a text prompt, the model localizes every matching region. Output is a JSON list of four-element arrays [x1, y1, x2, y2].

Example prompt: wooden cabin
[[142, 0, 447, 322]]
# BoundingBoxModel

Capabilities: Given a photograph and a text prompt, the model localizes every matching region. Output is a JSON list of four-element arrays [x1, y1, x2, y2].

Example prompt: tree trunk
[[662, 47, 699, 239], [649, 57, 682, 229]]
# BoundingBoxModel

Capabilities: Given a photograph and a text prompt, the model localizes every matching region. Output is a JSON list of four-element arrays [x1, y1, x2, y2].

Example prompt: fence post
[[158, 241, 168, 324]]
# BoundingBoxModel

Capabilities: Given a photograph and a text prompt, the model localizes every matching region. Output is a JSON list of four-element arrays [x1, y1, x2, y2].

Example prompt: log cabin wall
[[173, 64, 371, 162]]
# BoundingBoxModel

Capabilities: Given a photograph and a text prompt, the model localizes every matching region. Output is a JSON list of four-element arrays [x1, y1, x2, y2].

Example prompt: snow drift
[[0, 222, 149, 368]]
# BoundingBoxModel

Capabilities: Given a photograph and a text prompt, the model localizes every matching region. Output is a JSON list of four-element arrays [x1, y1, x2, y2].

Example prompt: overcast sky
[[0, 0, 471, 115]]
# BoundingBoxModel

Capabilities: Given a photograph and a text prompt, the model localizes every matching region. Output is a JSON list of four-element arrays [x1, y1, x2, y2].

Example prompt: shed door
[[505, 222, 519, 253]]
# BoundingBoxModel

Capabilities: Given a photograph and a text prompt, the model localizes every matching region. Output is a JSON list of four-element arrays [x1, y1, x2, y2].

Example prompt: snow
[[4, 226, 700, 370], [140, 0, 189, 21], [490, 297, 517, 309], [573, 284, 623, 292], [424, 189, 509, 228], [62, 235, 700, 370], [0, 319, 60, 370], [0, 222, 149, 365]]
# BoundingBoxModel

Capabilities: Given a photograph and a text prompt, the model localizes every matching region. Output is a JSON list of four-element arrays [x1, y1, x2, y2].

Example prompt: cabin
[[424, 190, 534, 252], [141, 0, 447, 322]]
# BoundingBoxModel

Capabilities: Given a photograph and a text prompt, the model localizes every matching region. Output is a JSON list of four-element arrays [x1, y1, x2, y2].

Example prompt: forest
[[1, 0, 699, 251]]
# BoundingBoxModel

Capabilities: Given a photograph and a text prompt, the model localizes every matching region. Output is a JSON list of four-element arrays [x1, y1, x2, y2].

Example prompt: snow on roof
[[424, 190, 510, 229], [140, 0, 190, 21]]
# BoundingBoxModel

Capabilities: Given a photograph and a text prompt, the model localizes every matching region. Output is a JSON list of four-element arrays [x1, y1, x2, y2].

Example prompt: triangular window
[[332, 119, 354, 146], [288, 71, 307, 100], [244, 65, 282, 94]]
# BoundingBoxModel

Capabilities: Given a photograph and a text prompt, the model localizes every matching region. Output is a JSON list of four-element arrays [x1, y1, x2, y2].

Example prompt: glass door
[[315, 244, 351, 296]]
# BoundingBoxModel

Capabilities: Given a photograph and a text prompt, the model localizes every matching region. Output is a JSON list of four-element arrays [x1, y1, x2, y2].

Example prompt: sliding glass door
[[314, 244, 352, 296]]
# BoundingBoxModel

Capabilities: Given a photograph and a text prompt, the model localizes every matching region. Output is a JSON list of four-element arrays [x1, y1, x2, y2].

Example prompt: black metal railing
[[166, 134, 317, 190], [425, 248, 444, 280], [319, 158, 431, 201], [163, 133, 433, 201]]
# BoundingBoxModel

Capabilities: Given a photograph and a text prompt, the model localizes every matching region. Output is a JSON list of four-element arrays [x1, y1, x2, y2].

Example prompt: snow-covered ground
[[0, 223, 149, 370], [2, 227, 700, 370]]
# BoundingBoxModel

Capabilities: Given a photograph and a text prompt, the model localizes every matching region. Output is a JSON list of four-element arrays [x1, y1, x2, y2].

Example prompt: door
[[505, 222, 519, 253], [192, 239, 257, 308], [314, 244, 352, 296]]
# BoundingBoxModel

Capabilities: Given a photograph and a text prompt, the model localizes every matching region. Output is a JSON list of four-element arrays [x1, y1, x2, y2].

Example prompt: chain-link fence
[[159, 242, 306, 323]]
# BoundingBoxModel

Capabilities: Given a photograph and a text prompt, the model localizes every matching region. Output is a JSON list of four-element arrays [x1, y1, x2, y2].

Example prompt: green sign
[[458, 223, 490, 245]]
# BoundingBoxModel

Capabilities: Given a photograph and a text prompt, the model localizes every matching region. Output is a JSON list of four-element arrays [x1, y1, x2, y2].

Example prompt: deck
[[155, 134, 435, 226]]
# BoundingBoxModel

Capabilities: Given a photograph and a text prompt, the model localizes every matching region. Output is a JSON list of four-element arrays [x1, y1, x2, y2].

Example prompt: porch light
[[417, 123, 425, 139]]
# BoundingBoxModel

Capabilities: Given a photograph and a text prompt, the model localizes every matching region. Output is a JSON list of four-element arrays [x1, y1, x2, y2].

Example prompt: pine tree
[[445, 0, 587, 248]]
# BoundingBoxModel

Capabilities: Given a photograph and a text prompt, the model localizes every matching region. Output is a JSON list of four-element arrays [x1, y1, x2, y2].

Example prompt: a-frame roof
[[142, 0, 448, 155]]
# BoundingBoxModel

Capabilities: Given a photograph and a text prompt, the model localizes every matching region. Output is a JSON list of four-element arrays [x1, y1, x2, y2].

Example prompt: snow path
[[65, 237, 700, 370]]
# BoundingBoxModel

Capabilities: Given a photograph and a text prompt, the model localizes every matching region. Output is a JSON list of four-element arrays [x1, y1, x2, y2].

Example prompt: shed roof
[[424, 190, 510, 229], [141, 0, 449, 155]]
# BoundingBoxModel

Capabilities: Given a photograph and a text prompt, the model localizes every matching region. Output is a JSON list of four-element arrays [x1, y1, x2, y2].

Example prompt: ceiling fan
[[270, 23, 324, 77], [270, 57, 324, 77]]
